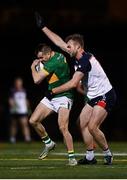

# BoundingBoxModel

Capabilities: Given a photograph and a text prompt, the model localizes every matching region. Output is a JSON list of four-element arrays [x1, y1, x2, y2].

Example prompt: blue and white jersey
[[10, 88, 28, 114], [74, 52, 112, 99]]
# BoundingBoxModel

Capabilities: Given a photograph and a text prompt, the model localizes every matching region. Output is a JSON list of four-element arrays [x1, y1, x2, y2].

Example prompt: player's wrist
[[41, 26, 46, 30], [51, 89, 55, 94], [37, 23, 45, 30], [40, 24, 45, 29], [49, 89, 54, 96]]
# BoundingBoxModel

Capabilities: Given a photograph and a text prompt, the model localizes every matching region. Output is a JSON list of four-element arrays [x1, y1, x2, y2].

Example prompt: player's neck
[[15, 87, 23, 91], [76, 49, 84, 60], [48, 51, 55, 61], [51, 51, 55, 58]]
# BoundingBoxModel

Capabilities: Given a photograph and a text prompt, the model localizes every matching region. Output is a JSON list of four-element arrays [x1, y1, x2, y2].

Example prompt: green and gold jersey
[[41, 52, 73, 99]]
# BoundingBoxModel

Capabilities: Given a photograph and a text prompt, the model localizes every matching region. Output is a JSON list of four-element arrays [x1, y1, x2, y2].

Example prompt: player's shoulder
[[55, 51, 65, 60], [21, 88, 27, 93], [78, 52, 92, 65], [51, 52, 67, 65], [10, 87, 17, 94], [82, 52, 93, 60]]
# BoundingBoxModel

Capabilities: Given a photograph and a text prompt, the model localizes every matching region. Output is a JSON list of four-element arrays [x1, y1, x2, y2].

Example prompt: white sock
[[103, 149, 112, 156], [86, 150, 94, 161], [25, 136, 31, 142], [41, 134, 53, 147], [10, 137, 16, 143], [45, 141, 54, 148]]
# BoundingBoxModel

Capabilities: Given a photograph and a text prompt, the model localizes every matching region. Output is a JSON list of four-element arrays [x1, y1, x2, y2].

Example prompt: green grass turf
[[0, 141, 127, 179]]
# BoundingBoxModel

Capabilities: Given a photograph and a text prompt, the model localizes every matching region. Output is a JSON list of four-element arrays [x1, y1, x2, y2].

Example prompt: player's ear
[[77, 44, 81, 49]]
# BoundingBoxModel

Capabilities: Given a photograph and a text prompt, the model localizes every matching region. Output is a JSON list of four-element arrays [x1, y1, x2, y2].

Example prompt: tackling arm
[[76, 82, 85, 95], [31, 60, 47, 84], [52, 71, 84, 94]]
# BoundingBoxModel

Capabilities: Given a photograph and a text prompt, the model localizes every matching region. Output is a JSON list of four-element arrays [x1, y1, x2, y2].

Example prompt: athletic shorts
[[87, 88, 117, 113], [40, 96, 73, 113]]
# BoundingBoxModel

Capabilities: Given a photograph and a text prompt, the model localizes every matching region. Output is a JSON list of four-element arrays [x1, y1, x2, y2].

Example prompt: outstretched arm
[[52, 71, 84, 94], [35, 12, 70, 53], [42, 27, 69, 53]]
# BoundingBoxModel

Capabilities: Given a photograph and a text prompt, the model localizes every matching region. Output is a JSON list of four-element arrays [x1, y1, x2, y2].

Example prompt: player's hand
[[35, 12, 45, 29], [31, 59, 40, 69], [45, 90, 54, 100]]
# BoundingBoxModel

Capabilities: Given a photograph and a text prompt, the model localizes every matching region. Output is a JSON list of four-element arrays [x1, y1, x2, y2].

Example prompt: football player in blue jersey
[[35, 12, 117, 165]]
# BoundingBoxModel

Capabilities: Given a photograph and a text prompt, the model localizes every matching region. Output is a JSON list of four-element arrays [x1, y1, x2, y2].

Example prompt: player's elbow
[[33, 78, 40, 84], [55, 39, 65, 50], [70, 80, 78, 88]]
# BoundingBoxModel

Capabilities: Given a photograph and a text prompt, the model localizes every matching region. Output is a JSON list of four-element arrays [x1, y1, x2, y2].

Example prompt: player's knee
[[80, 122, 85, 130], [29, 117, 38, 127], [21, 121, 28, 128], [79, 120, 87, 132], [88, 123, 96, 135], [59, 124, 68, 134]]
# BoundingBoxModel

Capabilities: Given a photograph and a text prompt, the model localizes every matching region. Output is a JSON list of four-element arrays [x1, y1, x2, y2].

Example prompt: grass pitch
[[0, 141, 127, 179]]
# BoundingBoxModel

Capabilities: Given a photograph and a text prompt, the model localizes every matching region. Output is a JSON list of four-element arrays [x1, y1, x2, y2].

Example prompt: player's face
[[37, 51, 51, 62], [15, 78, 23, 89], [67, 40, 80, 57]]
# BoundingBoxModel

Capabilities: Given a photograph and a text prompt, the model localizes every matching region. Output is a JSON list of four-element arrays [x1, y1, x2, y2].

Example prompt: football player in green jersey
[[29, 43, 77, 166]]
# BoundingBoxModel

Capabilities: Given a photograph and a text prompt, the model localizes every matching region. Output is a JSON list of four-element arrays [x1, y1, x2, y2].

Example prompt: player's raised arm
[[52, 71, 84, 94], [43, 27, 69, 52], [35, 12, 69, 53]]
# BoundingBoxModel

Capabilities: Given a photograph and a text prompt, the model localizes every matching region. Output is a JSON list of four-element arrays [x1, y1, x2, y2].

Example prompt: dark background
[[0, 0, 127, 142]]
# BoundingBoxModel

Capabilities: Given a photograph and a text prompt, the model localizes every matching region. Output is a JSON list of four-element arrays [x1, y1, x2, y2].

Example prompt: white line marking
[[0, 152, 127, 161], [0, 158, 66, 161], [10, 166, 55, 170], [0, 158, 127, 162], [10, 166, 127, 170], [9, 165, 127, 170], [0, 158, 38, 161], [52, 152, 127, 156]]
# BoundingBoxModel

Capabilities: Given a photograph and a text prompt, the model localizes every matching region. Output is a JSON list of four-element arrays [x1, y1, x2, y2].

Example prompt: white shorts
[[40, 96, 73, 113]]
